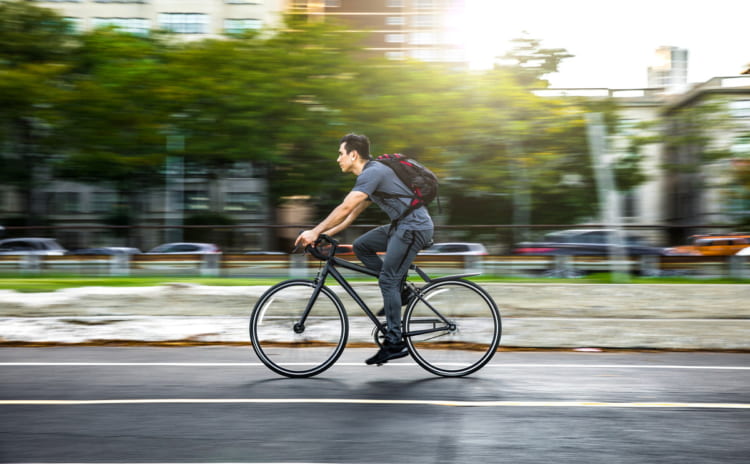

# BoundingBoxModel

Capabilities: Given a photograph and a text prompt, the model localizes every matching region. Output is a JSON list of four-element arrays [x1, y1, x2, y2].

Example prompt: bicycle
[[249, 234, 502, 378]]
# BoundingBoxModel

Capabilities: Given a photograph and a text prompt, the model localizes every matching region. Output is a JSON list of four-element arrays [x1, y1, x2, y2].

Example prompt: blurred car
[[737, 246, 750, 256], [664, 233, 750, 256], [420, 242, 489, 256], [145, 242, 221, 254], [66, 247, 141, 256], [0, 237, 67, 256], [334, 244, 355, 255], [511, 229, 664, 256], [243, 251, 287, 255]]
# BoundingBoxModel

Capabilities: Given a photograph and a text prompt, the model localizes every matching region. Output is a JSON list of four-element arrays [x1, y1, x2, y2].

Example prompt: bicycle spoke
[[250, 280, 348, 378], [405, 279, 501, 377]]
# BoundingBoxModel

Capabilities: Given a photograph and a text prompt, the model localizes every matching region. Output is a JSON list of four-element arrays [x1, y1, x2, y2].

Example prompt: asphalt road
[[1, 347, 749, 464]]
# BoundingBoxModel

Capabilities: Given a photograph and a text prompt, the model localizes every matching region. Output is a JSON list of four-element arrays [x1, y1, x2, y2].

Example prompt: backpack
[[372, 153, 440, 226]]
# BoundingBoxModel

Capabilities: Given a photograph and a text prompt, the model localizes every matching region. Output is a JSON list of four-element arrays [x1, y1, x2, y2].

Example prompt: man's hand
[[295, 230, 319, 248]]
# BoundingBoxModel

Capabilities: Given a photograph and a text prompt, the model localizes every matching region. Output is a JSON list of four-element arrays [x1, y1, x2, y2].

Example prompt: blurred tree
[[52, 27, 174, 227], [162, 20, 363, 212], [0, 0, 74, 225], [495, 33, 574, 87]]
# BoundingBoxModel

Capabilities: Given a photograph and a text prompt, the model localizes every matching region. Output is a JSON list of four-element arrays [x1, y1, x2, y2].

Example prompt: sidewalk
[[1, 283, 748, 350]]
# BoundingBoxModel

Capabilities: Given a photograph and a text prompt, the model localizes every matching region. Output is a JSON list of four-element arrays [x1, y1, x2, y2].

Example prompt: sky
[[453, 0, 750, 88]]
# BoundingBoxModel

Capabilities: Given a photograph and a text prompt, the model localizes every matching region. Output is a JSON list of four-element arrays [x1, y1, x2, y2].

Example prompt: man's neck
[[352, 158, 368, 176]]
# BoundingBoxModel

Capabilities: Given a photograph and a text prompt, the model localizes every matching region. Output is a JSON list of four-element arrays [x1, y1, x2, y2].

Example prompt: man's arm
[[295, 191, 370, 247]]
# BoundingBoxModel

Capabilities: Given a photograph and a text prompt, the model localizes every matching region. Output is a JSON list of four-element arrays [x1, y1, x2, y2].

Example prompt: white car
[[736, 247, 750, 256], [0, 237, 67, 256], [420, 242, 489, 256], [146, 242, 221, 254]]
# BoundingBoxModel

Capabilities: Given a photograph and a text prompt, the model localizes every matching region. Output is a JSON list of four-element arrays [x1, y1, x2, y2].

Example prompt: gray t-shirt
[[352, 160, 433, 231]]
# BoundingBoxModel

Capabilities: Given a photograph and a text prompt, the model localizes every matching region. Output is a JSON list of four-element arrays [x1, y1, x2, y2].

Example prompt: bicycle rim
[[250, 280, 348, 378], [404, 280, 501, 377]]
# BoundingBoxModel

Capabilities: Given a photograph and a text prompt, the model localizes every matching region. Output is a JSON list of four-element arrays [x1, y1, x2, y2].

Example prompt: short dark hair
[[339, 133, 371, 159]]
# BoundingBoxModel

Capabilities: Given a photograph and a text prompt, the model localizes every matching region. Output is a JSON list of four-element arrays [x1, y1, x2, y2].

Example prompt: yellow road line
[[2, 398, 749, 408]]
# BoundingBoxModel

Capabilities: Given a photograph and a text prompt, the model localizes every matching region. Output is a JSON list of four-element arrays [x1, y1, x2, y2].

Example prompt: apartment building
[[662, 75, 750, 231], [288, 0, 466, 63], [33, 0, 286, 37]]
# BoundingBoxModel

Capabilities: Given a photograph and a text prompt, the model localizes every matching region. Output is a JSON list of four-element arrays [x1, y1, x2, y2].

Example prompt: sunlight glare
[[448, 0, 512, 70]]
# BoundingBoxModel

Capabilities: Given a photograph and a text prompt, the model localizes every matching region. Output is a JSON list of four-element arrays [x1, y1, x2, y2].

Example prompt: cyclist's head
[[339, 133, 371, 160]]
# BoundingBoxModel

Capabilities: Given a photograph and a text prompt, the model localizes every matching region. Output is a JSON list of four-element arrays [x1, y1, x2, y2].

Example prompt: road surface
[[1, 346, 749, 463]]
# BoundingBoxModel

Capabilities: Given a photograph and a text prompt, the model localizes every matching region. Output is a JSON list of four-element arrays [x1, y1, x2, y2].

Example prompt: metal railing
[[1, 253, 747, 279]]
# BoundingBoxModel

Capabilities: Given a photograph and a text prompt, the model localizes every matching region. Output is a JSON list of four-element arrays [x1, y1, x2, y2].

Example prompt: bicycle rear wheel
[[403, 279, 501, 377], [250, 279, 348, 378]]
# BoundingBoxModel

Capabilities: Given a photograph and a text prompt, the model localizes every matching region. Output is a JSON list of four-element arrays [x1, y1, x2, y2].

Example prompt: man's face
[[337, 142, 357, 173]]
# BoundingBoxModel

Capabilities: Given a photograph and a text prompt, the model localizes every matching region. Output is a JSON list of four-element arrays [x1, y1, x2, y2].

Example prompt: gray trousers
[[353, 225, 433, 344]]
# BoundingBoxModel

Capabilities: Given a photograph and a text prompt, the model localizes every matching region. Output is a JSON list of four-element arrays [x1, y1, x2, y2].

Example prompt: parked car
[[511, 229, 664, 256], [66, 247, 141, 256], [0, 237, 67, 256], [145, 242, 221, 254], [664, 233, 750, 256], [420, 242, 489, 256]]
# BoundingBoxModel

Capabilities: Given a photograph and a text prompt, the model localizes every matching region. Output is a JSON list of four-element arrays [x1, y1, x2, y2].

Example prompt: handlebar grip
[[304, 234, 339, 260]]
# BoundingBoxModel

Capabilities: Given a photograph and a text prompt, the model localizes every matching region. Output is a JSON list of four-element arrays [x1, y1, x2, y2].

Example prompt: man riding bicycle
[[295, 133, 434, 365]]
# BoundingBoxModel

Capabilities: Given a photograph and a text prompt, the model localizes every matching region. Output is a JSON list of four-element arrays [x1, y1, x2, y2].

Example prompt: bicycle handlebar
[[304, 234, 339, 261]]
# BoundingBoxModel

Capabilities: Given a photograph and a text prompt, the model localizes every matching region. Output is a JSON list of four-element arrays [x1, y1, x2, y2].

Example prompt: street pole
[[585, 113, 628, 282], [165, 133, 184, 243]]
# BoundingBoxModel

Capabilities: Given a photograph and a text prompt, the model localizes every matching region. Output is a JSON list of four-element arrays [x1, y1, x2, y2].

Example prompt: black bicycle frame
[[297, 236, 482, 339]]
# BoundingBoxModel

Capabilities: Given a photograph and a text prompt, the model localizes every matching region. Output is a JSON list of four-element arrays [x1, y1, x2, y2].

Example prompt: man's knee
[[378, 272, 401, 293]]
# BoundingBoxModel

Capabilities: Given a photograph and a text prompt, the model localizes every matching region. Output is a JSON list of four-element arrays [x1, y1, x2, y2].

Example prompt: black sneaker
[[365, 341, 409, 365]]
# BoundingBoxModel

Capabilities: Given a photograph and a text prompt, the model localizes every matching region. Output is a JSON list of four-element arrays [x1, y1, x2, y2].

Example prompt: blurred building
[[283, 0, 467, 63], [533, 74, 750, 243], [662, 76, 750, 232], [647, 46, 689, 94], [32, 0, 287, 37], [0, 162, 272, 252]]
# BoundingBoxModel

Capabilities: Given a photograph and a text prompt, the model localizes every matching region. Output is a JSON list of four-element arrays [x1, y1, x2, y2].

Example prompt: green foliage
[[495, 33, 574, 87], [0, 4, 644, 229]]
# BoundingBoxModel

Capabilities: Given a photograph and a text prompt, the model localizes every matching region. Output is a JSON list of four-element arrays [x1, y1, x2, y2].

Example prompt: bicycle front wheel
[[404, 279, 501, 377], [250, 279, 348, 378]]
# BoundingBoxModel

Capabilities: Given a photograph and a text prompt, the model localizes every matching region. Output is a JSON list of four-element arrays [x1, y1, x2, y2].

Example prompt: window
[[386, 16, 405, 26], [159, 13, 208, 34], [729, 100, 750, 118], [411, 31, 436, 45], [411, 48, 437, 61], [413, 14, 436, 27], [385, 33, 405, 43], [184, 190, 210, 211], [53, 192, 80, 214], [91, 192, 118, 213], [415, 0, 435, 8], [324, 0, 341, 6], [385, 51, 406, 60], [387, 0, 404, 7], [92, 17, 149, 35], [622, 191, 638, 217], [224, 192, 263, 214], [225, 18, 262, 34]]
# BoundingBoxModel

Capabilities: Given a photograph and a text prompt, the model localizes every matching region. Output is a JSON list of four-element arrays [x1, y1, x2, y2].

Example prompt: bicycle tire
[[250, 279, 348, 378], [403, 279, 501, 377]]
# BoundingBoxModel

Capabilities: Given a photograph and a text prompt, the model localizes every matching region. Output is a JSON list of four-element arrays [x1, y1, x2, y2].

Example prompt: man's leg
[[352, 225, 389, 274], [379, 228, 432, 344], [365, 228, 432, 365]]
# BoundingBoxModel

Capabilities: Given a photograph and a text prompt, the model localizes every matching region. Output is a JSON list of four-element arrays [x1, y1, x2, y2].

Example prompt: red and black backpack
[[372, 153, 440, 226]]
